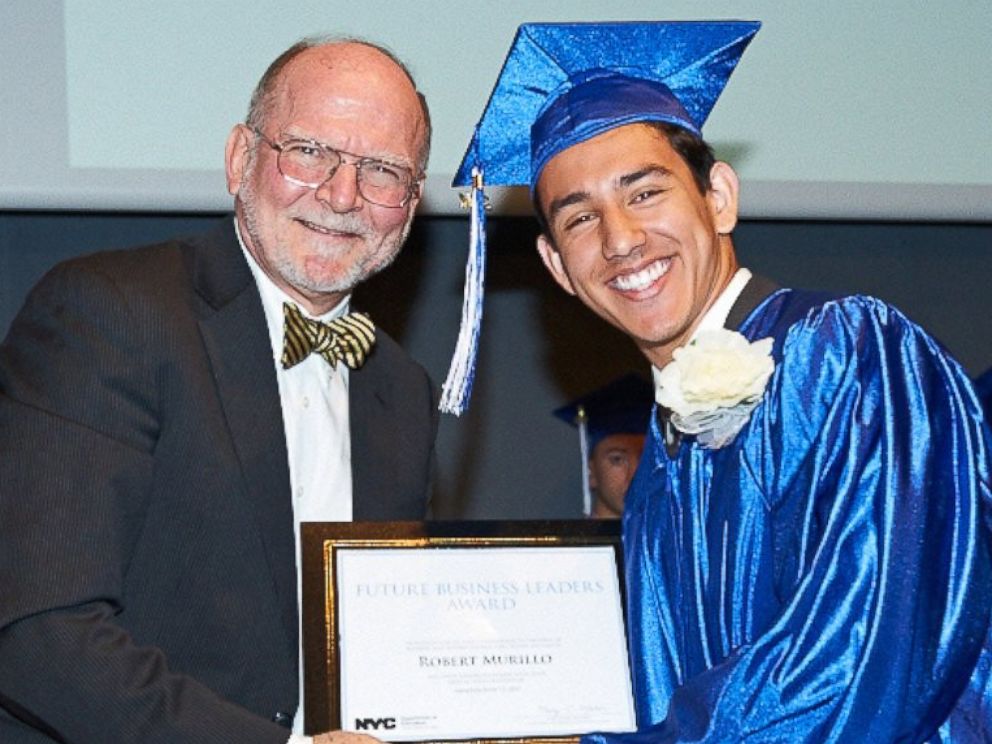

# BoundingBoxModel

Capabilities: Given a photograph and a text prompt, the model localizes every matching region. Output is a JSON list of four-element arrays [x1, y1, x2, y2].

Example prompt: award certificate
[[302, 521, 636, 742]]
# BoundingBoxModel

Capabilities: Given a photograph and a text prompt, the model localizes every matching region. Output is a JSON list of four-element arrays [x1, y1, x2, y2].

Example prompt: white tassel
[[439, 168, 487, 415]]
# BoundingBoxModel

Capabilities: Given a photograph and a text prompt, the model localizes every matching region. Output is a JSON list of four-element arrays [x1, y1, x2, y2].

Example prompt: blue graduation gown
[[589, 289, 992, 743]]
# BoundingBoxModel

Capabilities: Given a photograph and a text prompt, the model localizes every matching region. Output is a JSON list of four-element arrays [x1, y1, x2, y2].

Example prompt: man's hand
[[313, 731, 385, 744]]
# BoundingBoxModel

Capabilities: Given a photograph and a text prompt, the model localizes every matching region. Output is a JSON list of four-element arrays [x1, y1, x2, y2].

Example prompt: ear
[[707, 161, 740, 235], [587, 460, 599, 490], [225, 124, 253, 196], [406, 178, 424, 212], [536, 234, 577, 296]]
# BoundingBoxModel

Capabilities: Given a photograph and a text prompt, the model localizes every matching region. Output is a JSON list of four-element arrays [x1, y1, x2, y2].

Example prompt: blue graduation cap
[[439, 21, 761, 415], [554, 374, 655, 516]]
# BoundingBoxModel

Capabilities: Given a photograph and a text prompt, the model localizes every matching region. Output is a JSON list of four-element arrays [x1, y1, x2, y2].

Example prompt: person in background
[[0, 36, 436, 744], [449, 20, 992, 742], [554, 374, 653, 518]]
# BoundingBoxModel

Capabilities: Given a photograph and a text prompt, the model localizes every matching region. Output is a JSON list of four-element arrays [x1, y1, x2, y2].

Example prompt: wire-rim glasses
[[253, 129, 420, 208]]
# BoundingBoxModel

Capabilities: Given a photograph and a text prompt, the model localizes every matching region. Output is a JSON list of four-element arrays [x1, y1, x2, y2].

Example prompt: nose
[[314, 162, 363, 213], [601, 205, 645, 259]]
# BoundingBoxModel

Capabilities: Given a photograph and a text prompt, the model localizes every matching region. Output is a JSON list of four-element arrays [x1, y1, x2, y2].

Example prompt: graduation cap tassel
[[439, 167, 487, 415], [577, 405, 592, 517]]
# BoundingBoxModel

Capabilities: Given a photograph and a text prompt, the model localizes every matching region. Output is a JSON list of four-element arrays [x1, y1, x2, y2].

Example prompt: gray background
[[2, 2, 991, 219], [3, 212, 990, 518]]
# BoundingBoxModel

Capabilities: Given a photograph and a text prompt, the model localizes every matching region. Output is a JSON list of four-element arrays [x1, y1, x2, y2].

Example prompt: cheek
[[370, 207, 413, 241], [555, 242, 604, 291], [605, 463, 627, 483], [255, 170, 310, 213], [603, 471, 628, 495]]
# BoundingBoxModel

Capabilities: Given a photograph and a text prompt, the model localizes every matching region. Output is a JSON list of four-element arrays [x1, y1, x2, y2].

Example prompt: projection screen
[[1, 1, 989, 220]]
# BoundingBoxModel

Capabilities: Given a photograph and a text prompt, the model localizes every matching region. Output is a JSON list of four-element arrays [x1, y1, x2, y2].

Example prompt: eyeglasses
[[253, 129, 420, 208]]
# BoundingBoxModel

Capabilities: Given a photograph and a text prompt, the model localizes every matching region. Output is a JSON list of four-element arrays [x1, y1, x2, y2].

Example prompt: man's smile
[[296, 217, 366, 240], [609, 257, 672, 294], [297, 218, 345, 235]]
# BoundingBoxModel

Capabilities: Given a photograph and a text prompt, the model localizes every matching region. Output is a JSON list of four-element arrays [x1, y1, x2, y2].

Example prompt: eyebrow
[[619, 165, 674, 188], [547, 190, 591, 223], [546, 165, 675, 223]]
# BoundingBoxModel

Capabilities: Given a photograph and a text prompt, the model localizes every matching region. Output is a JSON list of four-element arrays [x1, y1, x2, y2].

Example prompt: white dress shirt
[[236, 222, 353, 742], [652, 267, 753, 397]]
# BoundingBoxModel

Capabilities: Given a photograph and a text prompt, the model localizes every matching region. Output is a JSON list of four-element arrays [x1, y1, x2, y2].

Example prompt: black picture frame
[[301, 519, 628, 742]]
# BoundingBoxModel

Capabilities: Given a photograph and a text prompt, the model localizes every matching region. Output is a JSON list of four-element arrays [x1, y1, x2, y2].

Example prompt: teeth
[[302, 220, 333, 234], [300, 218, 367, 238], [612, 259, 670, 291]]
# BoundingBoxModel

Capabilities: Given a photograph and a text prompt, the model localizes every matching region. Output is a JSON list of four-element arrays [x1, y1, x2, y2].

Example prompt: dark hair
[[647, 122, 715, 195], [245, 36, 432, 172], [534, 121, 716, 236]]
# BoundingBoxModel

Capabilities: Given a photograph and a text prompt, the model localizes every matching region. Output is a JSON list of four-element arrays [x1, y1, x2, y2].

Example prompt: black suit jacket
[[0, 221, 437, 743]]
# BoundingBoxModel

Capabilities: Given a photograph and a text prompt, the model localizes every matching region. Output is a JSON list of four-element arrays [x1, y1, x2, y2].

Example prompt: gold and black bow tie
[[281, 302, 376, 371]]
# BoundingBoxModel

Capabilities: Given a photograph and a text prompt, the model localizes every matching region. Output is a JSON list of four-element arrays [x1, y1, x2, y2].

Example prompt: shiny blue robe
[[589, 289, 992, 743], [976, 367, 992, 424]]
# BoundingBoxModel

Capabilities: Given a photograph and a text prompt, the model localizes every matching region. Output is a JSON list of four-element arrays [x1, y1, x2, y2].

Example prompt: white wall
[[2, 1, 990, 219]]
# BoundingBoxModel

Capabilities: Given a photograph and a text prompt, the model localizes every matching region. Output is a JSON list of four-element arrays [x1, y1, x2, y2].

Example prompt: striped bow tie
[[281, 302, 376, 371]]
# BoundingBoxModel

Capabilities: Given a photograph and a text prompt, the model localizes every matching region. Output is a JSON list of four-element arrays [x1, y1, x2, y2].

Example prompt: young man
[[453, 21, 992, 742], [0, 38, 436, 743]]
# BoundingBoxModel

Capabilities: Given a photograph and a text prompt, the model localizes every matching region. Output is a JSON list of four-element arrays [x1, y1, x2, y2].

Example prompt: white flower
[[656, 328, 774, 449]]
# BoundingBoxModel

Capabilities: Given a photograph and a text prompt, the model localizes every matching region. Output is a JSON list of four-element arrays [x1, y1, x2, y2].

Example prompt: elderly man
[[0, 38, 436, 743], [453, 21, 992, 742]]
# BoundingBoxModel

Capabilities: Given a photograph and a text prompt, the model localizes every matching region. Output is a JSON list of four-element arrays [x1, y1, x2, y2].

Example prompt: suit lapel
[[349, 335, 395, 520], [191, 223, 297, 651]]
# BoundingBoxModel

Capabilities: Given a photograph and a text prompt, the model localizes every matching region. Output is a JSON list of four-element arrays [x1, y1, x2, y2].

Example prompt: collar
[[234, 217, 351, 361], [693, 267, 752, 335], [651, 267, 752, 393]]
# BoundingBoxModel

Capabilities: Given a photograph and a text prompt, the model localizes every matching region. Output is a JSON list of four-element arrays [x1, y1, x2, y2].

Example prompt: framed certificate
[[301, 520, 636, 742]]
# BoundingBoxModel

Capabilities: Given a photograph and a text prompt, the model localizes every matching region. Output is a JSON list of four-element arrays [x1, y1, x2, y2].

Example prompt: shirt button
[[302, 396, 310, 409], [295, 486, 305, 500]]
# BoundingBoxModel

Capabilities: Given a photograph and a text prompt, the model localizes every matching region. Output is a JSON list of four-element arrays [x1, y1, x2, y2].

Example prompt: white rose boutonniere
[[656, 328, 775, 449]]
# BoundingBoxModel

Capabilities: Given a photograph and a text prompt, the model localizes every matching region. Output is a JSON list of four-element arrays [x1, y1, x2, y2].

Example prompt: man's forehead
[[264, 45, 423, 158], [539, 128, 682, 203], [565, 122, 678, 165], [276, 44, 413, 105], [278, 54, 350, 96]]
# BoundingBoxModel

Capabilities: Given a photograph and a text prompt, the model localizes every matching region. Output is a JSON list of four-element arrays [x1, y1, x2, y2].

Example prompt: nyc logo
[[355, 717, 397, 731]]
